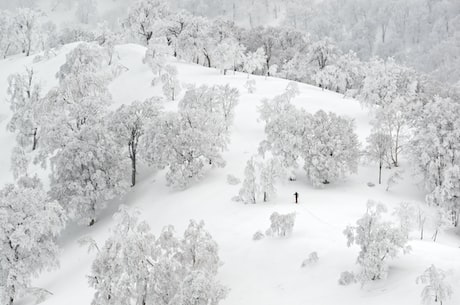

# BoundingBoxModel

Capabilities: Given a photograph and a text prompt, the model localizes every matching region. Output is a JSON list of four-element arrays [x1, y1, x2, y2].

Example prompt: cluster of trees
[[258, 84, 359, 188], [343, 200, 411, 284], [83, 207, 228, 305], [2, 19, 243, 301], [343, 200, 454, 304], [0, 178, 66, 305], [238, 156, 285, 204], [6, 42, 240, 226], [282, 0, 460, 85]]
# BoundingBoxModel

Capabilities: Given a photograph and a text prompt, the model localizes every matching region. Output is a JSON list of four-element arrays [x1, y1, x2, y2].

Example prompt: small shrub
[[266, 212, 296, 237], [252, 231, 265, 241], [301, 252, 319, 267], [227, 174, 241, 185], [338, 271, 356, 286]]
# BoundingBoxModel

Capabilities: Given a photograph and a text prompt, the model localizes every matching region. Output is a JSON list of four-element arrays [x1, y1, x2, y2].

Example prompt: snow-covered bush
[[301, 252, 319, 267], [266, 212, 296, 237], [244, 78, 256, 93], [252, 231, 265, 241], [85, 207, 228, 305], [343, 200, 411, 284], [338, 271, 357, 286], [386, 169, 404, 191], [226, 174, 241, 185], [0, 182, 66, 305], [416, 265, 452, 305]]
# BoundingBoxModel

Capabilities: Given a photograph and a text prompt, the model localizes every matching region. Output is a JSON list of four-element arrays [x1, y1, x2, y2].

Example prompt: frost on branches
[[343, 200, 411, 284], [416, 265, 453, 305], [39, 43, 129, 226], [141, 84, 239, 189], [6, 68, 41, 152], [238, 156, 284, 204], [85, 206, 228, 305], [266, 212, 296, 237], [110, 98, 164, 187], [259, 91, 359, 187], [0, 181, 66, 305]]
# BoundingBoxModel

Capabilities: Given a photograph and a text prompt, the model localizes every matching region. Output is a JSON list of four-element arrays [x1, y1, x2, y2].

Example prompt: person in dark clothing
[[294, 192, 299, 204]]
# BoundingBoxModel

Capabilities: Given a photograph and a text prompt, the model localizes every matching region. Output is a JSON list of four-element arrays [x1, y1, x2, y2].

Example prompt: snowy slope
[[1, 44, 459, 305]]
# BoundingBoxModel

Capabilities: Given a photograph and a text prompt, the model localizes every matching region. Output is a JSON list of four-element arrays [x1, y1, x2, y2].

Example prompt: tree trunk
[[131, 151, 136, 187], [378, 161, 382, 184], [89, 203, 96, 226], [263, 191, 267, 202], [32, 128, 38, 150]]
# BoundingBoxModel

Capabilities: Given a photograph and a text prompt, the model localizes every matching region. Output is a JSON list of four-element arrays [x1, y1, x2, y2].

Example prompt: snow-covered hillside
[[1, 44, 459, 305]]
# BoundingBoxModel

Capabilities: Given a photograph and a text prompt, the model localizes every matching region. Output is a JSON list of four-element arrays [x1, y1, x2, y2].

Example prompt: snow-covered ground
[[1, 43, 459, 305]]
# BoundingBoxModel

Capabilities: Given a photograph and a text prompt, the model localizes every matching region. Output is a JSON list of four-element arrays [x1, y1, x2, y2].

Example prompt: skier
[[294, 192, 299, 204]]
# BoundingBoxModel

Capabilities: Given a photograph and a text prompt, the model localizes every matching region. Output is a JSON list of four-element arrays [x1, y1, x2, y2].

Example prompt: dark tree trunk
[[378, 161, 382, 184], [32, 128, 38, 150], [131, 151, 136, 187]]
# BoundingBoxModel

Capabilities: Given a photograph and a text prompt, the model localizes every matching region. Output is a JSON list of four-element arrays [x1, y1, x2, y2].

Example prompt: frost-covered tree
[[243, 47, 266, 77], [143, 108, 227, 189], [111, 98, 164, 187], [238, 157, 259, 204], [416, 265, 452, 305], [266, 212, 296, 237], [411, 97, 460, 206], [366, 131, 391, 184], [76, 0, 97, 24], [122, 0, 170, 45], [359, 57, 419, 109], [258, 93, 307, 169], [86, 207, 227, 305], [0, 11, 14, 58], [144, 37, 172, 82], [160, 65, 181, 101], [95, 22, 121, 66], [13, 8, 43, 56], [85, 207, 156, 305], [6, 68, 41, 151], [308, 38, 339, 71], [244, 79, 256, 94], [303, 110, 359, 187], [212, 38, 245, 75], [0, 182, 66, 305], [39, 43, 127, 226], [259, 157, 284, 202], [344, 200, 411, 284], [239, 157, 259, 203], [392, 202, 416, 238], [50, 120, 129, 226], [179, 84, 239, 132], [386, 169, 404, 191]]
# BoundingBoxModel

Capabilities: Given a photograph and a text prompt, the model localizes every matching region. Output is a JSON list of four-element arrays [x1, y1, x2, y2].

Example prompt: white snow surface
[[1, 43, 460, 305]]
